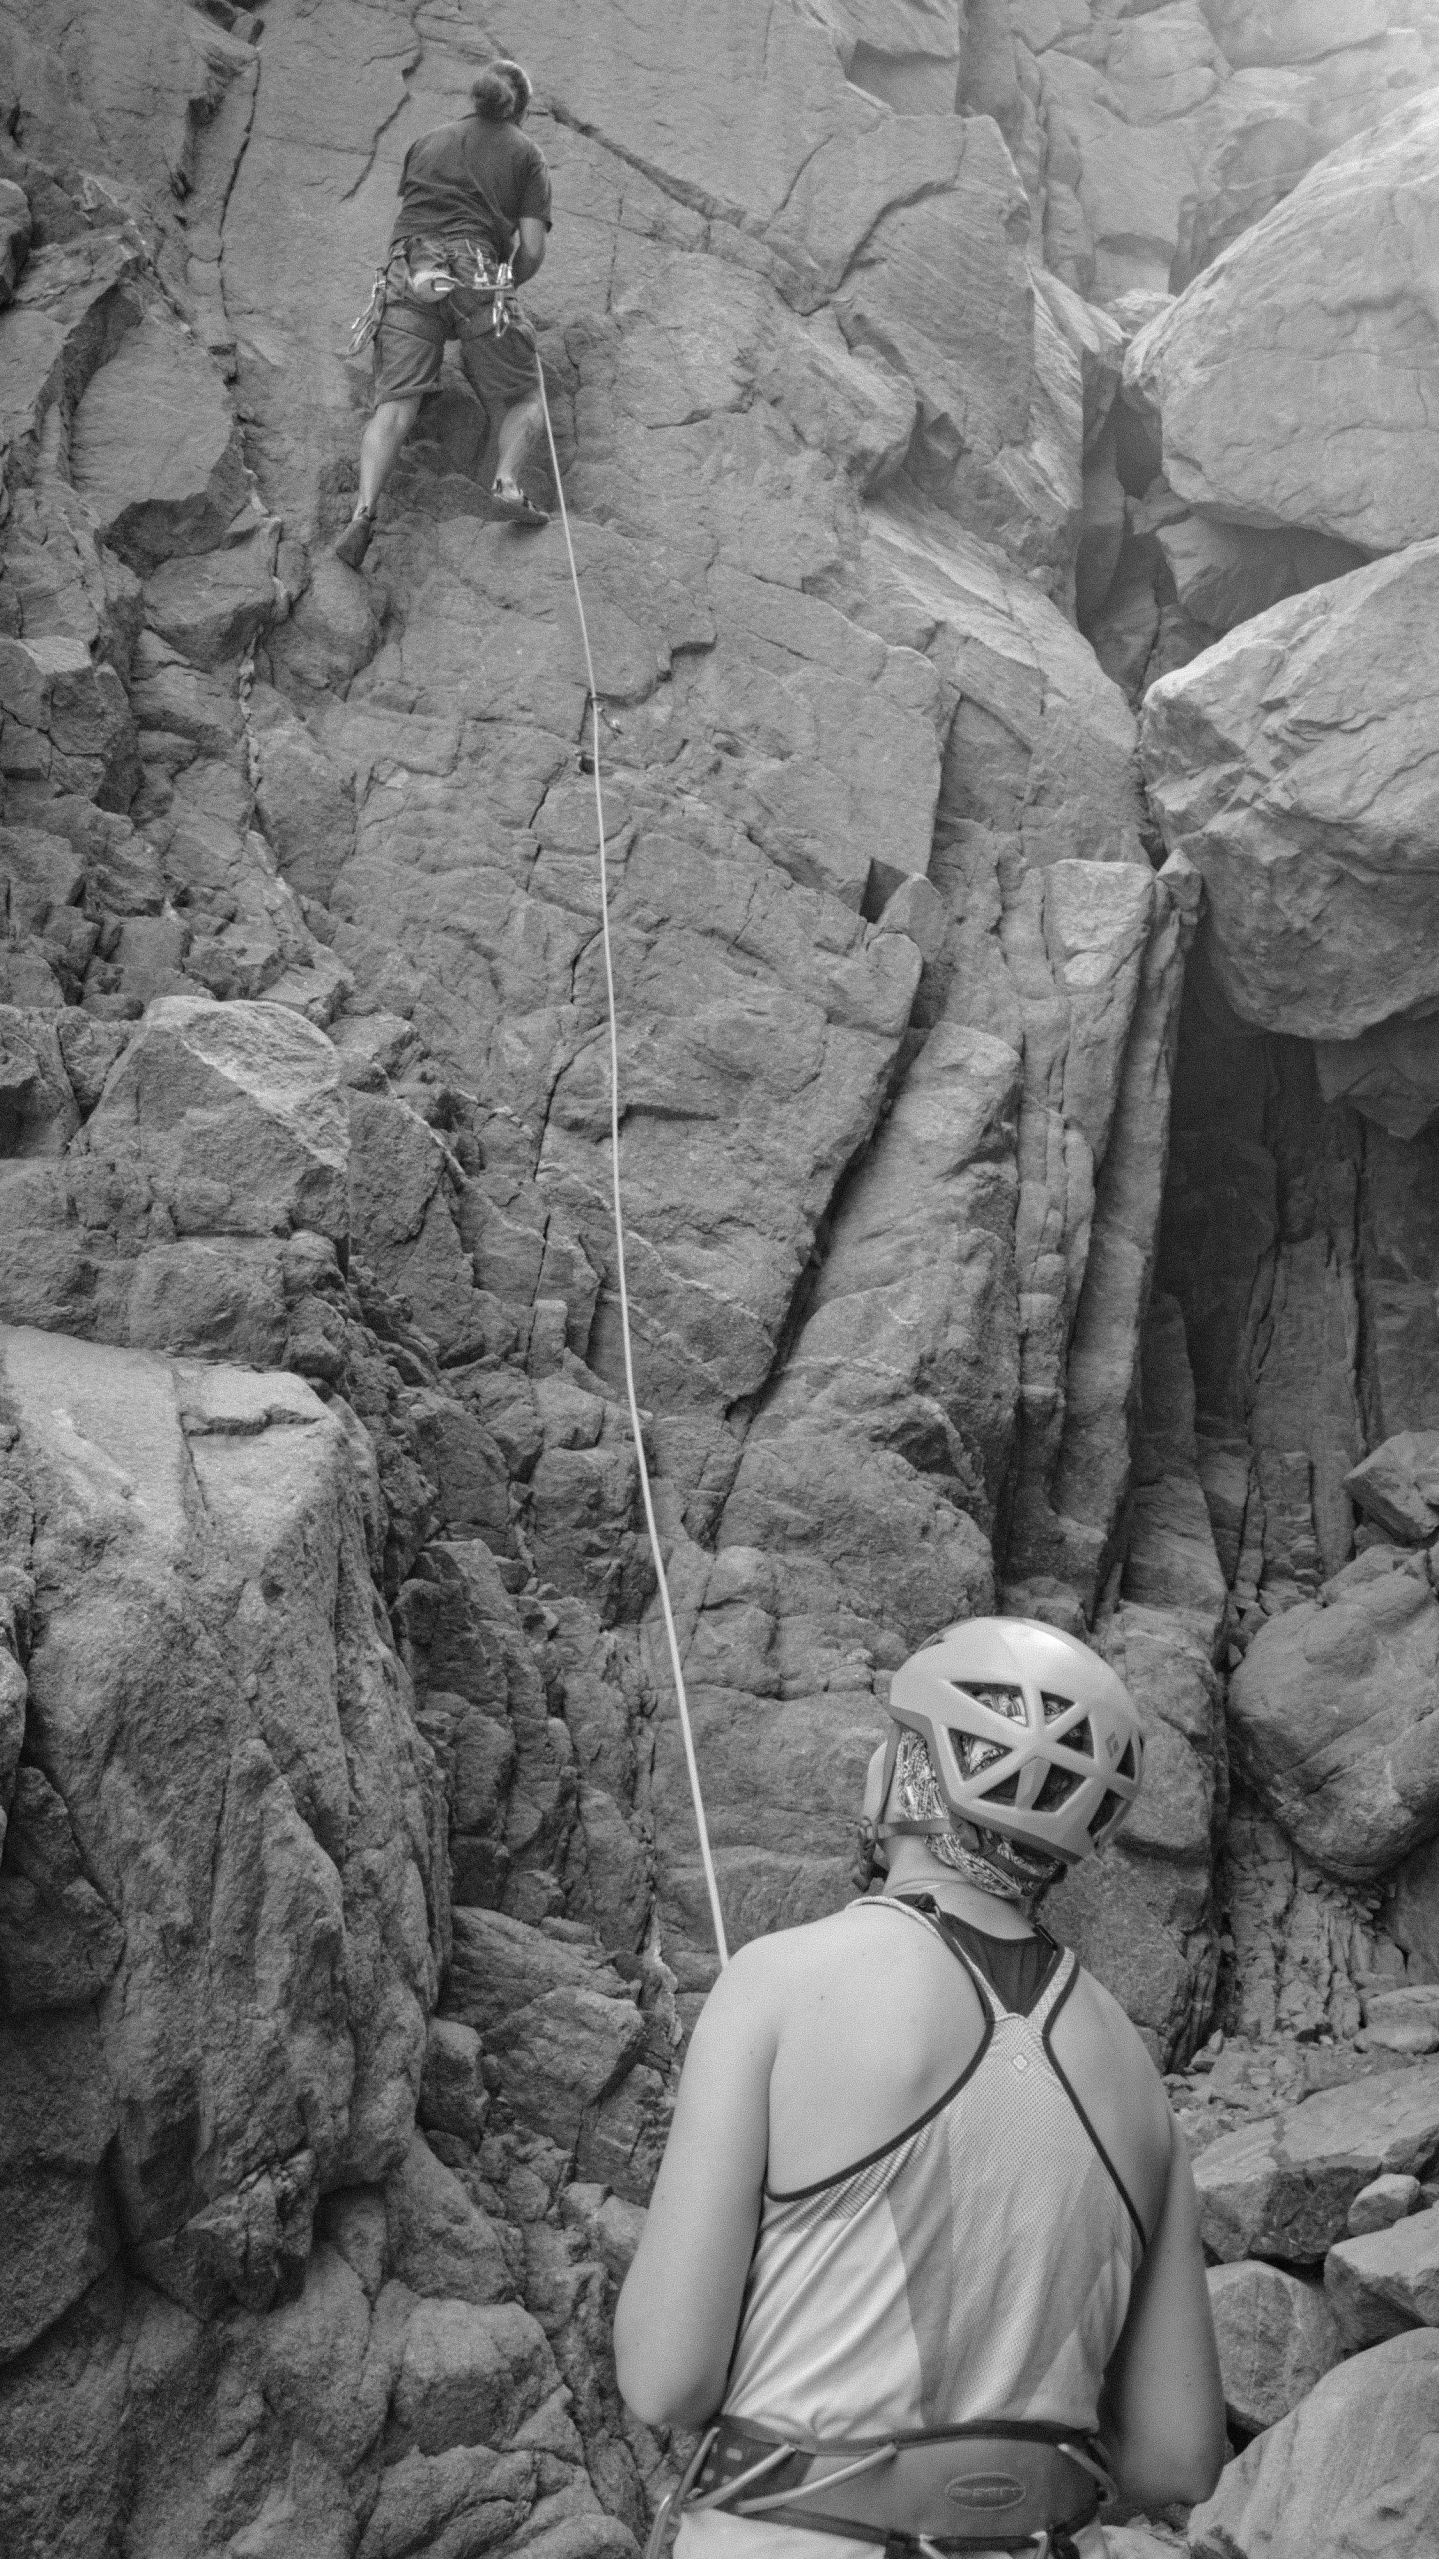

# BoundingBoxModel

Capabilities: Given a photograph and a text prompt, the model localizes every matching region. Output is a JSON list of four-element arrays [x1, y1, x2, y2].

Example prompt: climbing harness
[[348, 237, 520, 356], [533, 353, 730, 1970], [643, 2417, 1113, 2559]]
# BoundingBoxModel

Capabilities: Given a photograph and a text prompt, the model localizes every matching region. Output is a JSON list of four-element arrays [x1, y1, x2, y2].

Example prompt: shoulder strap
[[1028, 1943, 1078, 2033]]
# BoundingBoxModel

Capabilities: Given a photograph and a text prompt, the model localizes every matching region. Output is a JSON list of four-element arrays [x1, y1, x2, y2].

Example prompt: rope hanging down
[[533, 350, 731, 1971]]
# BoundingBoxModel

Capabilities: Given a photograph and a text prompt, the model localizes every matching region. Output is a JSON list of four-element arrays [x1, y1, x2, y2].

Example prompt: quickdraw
[[348, 236, 520, 358]]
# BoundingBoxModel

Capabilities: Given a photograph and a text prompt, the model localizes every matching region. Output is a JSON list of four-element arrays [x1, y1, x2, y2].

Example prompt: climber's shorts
[[371, 295, 542, 415]]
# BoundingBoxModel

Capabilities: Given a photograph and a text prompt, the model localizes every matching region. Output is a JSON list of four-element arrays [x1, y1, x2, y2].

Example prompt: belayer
[[338, 55, 553, 568], [615, 1619, 1225, 2559]]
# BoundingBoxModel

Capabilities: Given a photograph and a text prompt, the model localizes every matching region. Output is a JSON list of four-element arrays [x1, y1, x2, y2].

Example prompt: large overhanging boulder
[[1125, 87, 1439, 556], [1141, 543, 1439, 1130]]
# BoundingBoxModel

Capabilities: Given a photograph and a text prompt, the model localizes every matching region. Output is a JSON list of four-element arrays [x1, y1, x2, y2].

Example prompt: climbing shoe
[[490, 480, 549, 529], [334, 508, 374, 570]]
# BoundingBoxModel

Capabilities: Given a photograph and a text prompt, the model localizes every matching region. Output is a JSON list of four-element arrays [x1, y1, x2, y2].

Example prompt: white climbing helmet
[[881, 1616, 1144, 1869]]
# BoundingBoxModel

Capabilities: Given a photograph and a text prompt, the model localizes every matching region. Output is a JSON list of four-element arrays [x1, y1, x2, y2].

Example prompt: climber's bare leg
[[357, 396, 422, 517], [492, 389, 546, 517]]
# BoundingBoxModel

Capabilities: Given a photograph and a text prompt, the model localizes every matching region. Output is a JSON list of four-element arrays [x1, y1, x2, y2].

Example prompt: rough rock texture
[[1324, 2202, 1439, 2350], [1205, 2258, 1341, 2437], [1141, 543, 1439, 1136], [1228, 1550, 1439, 1884], [1194, 2063, 1439, 2264], [1188, 2330, 1439, 2559], [3, 0, 1439, 2551], [1125, 89, 1439, 556]]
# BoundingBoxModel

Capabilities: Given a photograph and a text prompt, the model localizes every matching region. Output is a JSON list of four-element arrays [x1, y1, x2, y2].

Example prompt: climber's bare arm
[[1098, 2115, 1226, 2509], [614, 1942, 777, 2427], [511, 216, 547, 283]]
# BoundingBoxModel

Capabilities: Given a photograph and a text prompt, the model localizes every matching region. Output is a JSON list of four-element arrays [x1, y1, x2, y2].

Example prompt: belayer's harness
[[348, 235, 524, 356], [647, 2414, 1114, 2559]]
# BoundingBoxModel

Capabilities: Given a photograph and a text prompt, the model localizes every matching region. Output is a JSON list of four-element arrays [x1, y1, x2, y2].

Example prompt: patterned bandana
[[890, 1731, 1066, 1910]]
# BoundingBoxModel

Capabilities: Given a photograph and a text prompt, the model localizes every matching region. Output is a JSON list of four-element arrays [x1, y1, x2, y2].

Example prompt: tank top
[[720, 1897, 1145, 2444]]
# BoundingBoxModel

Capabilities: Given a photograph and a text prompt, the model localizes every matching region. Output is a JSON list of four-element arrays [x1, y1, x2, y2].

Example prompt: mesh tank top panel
[[723, 1915, 1141, 2441]]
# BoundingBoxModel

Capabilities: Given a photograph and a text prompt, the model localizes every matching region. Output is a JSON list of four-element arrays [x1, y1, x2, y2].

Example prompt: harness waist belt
[[687, 2416, 1110, 2554]]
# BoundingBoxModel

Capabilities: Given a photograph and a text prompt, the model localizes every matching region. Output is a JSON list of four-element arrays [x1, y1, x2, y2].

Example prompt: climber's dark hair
[[471, 59, 532, 122]]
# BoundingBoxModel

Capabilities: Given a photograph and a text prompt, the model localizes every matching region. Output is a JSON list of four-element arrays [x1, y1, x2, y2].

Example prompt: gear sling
[[648, 1897, 1146, 2559]]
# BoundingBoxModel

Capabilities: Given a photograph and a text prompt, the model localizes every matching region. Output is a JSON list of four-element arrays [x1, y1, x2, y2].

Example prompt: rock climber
[[337, 55, 552, 568], [615, 1618, 1226, 2559]]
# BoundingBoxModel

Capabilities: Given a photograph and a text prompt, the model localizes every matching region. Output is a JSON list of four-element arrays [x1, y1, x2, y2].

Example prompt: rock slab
[[1126, 88, 1439, 556], [1205, 2257, 1341, 2437], [1325, 2203, 1439, 2350], [1188, 2330, 1439, 2559], [1194, 2061, 1439, 2263]]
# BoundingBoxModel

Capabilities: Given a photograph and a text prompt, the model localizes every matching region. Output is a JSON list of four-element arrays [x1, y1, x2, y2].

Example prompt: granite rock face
[[4, 0, 1439, 2552]]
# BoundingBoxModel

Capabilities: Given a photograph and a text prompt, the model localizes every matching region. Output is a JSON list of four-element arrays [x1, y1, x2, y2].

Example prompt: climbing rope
[[532, 344, 731, 1971]]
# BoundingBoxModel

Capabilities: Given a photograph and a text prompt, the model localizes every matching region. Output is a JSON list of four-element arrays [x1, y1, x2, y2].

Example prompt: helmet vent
[[1088, 1791, 1125, 1841], [1116, 1740, 1138, 1781], [1040, 1691, 1073, 1723], [1034, 1764, 1083, 1813], [958, 1682, 1026, 1723], [979, 1770, 1022, 1805], [1055, 1712, 1094, 1758], [951, 1731, 1009, 1782]]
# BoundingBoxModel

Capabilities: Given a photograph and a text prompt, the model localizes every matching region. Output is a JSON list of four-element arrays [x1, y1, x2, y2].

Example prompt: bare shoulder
[[1063, 1963, 1173, 2127], [695, 1910, 864, 2024]]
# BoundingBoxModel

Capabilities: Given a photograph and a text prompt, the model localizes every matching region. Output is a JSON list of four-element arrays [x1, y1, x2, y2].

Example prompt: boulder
[[386, 2298, 555, 2461], [1205, 2258, 1342, 2436], [1227, 1551, 1439, 1882], [0, 632, 136, 811], [1125, 88, 1439, 554], [1194, 2061, 1439, 2263], [1363, 1987, 1439, 2058], [443, 1911, 646, 2146], [1345, 1433, 1439, 1546], [1324, 2204, 1439, 2350], [1142, 540, 1439, 1053], [67, 304, 248, 574], [383, 2132, 510, 2308], [0, 1320, 443, 2325], [79, 993, 349, 1243], [1348, 2172, 1422, 2237], [1188, 2330, 1439, 2559], [143, 523, 279, 669], [418, 2018, 490, 2150]]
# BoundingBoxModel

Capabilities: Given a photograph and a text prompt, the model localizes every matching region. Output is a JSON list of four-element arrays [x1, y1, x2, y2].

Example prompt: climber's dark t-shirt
[[389, 116, 552, 260]]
